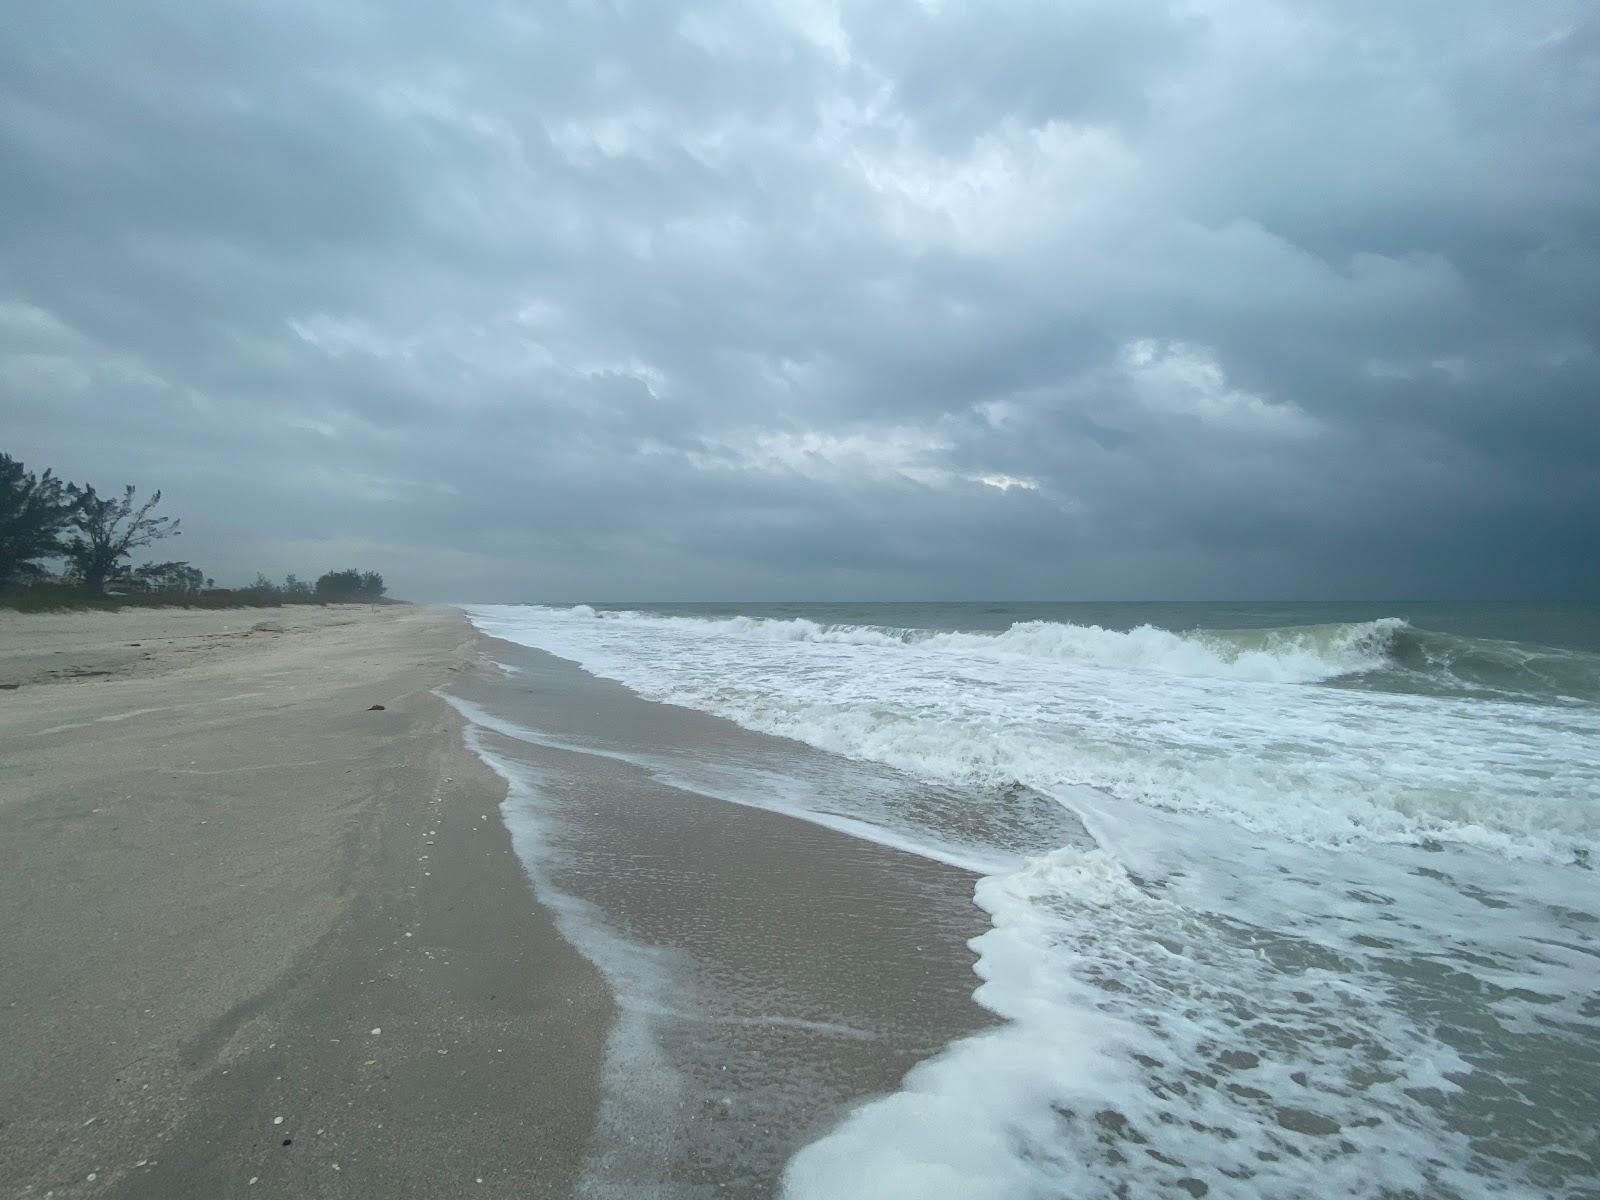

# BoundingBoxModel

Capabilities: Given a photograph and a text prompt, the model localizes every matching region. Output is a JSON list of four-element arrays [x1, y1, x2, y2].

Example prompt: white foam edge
[[440, 692, 710, 1199], [442, 690, 1010, 877]]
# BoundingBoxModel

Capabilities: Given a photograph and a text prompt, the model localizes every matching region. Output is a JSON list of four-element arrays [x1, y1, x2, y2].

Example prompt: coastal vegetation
[[0, 452, 388, 610]]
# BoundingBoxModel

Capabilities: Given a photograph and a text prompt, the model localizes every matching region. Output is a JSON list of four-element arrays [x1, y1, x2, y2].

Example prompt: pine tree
[[66, 484, 181, 592], [0, 453, 81, 584]]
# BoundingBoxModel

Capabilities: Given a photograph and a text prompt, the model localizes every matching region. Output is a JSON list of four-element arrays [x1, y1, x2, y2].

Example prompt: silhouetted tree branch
[[0, 453, 82, 584], [67, 484, 180, 593]]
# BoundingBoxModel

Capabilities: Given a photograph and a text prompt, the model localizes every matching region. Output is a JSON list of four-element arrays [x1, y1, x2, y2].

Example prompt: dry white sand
[[0, 604, 609, 1198]]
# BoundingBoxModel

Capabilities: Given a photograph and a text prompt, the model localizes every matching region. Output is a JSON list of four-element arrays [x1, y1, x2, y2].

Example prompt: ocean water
[[462, 601, 1600, 1199]]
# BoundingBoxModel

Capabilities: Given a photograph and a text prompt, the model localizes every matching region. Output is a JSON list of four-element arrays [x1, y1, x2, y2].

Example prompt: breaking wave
[[559, 607, 1600, 699]]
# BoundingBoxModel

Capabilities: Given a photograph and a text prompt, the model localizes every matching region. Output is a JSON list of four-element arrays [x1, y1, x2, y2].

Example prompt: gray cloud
[[2, 0, 1596, 600]]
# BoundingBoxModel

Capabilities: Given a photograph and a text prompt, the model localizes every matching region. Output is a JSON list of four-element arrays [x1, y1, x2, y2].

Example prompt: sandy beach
[[0, 605, 610, 1199], [1, 603, 1003, 1199]]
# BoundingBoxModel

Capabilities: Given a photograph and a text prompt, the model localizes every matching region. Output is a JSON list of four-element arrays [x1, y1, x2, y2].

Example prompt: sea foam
[[465, 605, 1600, 860], [462, 604, 1600, 1198]]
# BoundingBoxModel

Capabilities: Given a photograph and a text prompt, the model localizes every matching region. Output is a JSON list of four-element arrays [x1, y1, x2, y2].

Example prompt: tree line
[[1, 452, 387, 608]]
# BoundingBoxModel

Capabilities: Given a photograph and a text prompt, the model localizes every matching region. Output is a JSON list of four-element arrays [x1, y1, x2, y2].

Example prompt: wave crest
[[928, 619, 1403, 683], [564, 606, 1406, 685], [551, 605, 1600, 700]]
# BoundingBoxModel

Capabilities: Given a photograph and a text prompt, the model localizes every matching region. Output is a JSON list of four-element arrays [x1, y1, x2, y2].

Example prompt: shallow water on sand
[[451, 647, 996, 1198], [463, 602, 1599, 1199]]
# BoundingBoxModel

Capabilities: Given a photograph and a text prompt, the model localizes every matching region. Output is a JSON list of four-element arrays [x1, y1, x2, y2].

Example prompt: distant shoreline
[[0, 585, 407, 614]]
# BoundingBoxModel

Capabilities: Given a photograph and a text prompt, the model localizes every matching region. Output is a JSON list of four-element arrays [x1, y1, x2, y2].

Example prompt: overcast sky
[[3, 1, 1596, 600]]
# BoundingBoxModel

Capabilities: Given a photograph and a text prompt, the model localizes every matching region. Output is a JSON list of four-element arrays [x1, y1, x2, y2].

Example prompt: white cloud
[[0, 353, 94, 394], [853, 118, 1139, 252], [677, 425, 954, 486], [658, 425, 1045, 499], [1118, 339, 1318, 436], [288, 315, 415, 361], [0, 300, 80, 343], [970, 472, 1039, 491]]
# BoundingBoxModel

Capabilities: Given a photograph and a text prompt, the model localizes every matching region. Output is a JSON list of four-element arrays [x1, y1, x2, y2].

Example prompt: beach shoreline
[[0, 604, 610, 1199], [454, 630, 1000, 1198], [2, 602, 1001, 1199]]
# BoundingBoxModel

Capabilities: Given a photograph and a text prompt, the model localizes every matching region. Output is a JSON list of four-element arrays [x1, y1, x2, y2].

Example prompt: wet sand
[[0, 605, 610, 1199], [456, 637, 998, 1198]]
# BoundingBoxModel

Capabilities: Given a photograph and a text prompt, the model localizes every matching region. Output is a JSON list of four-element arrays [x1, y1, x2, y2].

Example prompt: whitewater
[[464, 602, 1600, 1198]]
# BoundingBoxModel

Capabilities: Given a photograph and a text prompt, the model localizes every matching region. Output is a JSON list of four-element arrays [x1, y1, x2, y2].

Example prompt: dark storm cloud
[[2, 0, 1596, 599]]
